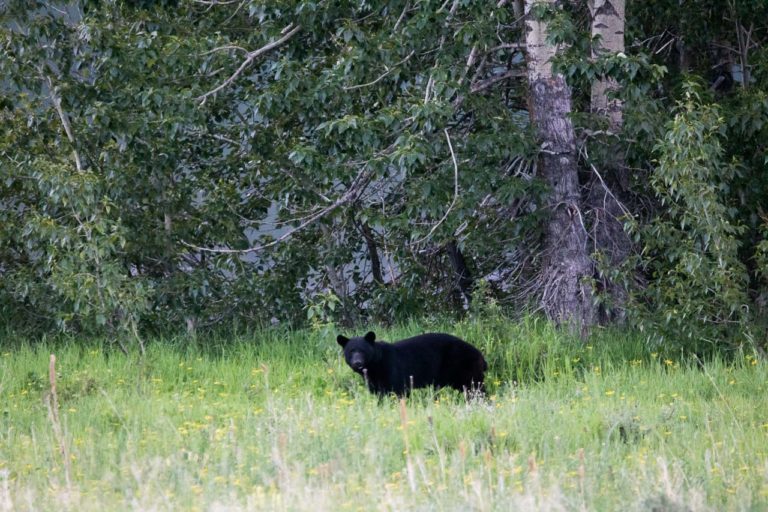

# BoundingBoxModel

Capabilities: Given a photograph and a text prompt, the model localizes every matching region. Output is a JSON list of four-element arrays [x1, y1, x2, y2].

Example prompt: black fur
[[336, 331, 487, 396]]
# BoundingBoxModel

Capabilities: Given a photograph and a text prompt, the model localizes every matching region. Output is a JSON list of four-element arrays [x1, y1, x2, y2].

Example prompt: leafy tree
[[630, 84, 749, 344], [0, 0, 766, 352]]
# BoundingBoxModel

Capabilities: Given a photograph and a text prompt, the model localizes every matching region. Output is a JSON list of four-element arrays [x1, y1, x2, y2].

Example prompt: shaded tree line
[[0, 0, 766, 352]]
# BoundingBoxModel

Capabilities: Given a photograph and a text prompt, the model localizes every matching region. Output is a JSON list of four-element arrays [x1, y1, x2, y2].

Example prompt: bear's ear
[[364, 331, 376, 343], [337, 335, 349, 347]]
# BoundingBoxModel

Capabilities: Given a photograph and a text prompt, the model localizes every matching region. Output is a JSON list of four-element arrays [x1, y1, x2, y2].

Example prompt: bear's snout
[[350, 355, 366, 371]]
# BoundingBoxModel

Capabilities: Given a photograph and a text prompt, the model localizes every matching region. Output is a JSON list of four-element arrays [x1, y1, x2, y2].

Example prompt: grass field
[[1, 317, 766, 511]]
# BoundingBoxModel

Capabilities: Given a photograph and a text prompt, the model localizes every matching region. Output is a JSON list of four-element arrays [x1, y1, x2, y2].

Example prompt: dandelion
[[605, 390, 615, 396]]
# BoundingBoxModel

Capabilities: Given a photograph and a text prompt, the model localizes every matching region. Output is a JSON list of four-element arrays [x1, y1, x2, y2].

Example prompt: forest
[[1, 0, 767, 351]]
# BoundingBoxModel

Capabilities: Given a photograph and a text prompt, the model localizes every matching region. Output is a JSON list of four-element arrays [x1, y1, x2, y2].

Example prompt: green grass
[[0, 318, 766, 511]]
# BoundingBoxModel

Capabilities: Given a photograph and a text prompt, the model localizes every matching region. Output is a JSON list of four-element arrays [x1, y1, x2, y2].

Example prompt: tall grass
[[0, 318, 766, 511]]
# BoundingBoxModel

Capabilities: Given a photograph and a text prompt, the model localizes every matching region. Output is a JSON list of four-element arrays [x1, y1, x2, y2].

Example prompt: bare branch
[[487, 43, 525, 52], [343, 51, 415, 91], [181, 167, 372, 254], [192, 0, 241, 5], [46, 75, 83, 173], [411, 129, 459, 246], [197, 24, 301, 103], [457, 45, 479, 87], [200, 44, 250, 57], [470, 69, 524, 93], [393, 2, 411, 32], [588, 162, 632, 219]]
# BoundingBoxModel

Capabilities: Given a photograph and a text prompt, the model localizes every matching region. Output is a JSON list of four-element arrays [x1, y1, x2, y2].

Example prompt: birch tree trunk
[[587, 0, 631, 322], [590, 0, 625, 131], [525, 0, 594, 333]]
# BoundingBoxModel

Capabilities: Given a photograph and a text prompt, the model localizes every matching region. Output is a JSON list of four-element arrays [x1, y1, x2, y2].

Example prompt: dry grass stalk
[[399, 398, 416, 492], [46, 354, 72, 489]]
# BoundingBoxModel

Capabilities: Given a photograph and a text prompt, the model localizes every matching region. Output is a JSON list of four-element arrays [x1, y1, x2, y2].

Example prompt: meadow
[[0, 317, 766, 511]]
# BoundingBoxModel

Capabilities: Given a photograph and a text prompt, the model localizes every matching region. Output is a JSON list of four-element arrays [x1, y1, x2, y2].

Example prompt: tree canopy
[[1, 0, 766, 351]]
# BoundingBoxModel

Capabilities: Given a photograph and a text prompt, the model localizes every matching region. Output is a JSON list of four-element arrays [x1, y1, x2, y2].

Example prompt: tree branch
[[470, 69, 524, 94], [411, 129, 459, 246], [181, 167, 372, 254], [197, 23, 301, 103], [343, 51, 415, 91], [46, 75, 83, 173]]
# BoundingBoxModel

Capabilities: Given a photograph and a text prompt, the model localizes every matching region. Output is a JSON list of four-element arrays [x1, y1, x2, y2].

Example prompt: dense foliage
[[1, 1, 766, 349]]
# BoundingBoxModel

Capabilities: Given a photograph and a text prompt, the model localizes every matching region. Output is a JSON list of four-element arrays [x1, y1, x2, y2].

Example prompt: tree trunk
[[446, 240, 473, 307], [589, 0, 625, 131], [587, 0, 631, 322], [358, 220, 384, 285], [525, 0, 594, 333], [320, 223, 358, 327]]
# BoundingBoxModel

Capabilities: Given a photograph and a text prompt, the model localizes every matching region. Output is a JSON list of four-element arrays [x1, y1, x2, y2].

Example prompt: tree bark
[[525, 0, 594, 333], [589, 0, 625, 131], [446, 240, 473, 307], [320, 223, 358, 327], [358, 220, 384, 285], [587, 0, 631, 322]]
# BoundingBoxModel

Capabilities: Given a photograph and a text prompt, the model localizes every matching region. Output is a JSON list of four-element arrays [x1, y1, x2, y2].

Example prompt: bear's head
[[337, 331, 377, 374]]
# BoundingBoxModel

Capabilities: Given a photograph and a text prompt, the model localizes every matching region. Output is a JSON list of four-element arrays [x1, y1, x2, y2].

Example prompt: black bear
[[336, 331, 487, 396]]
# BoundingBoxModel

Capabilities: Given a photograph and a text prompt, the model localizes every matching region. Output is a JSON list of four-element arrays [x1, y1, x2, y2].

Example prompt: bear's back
[[383, 333, 486, 393]]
